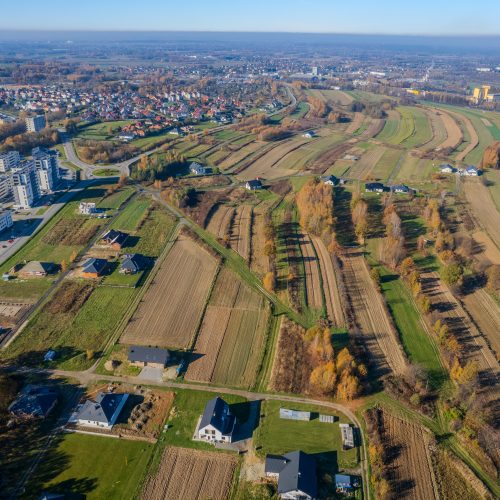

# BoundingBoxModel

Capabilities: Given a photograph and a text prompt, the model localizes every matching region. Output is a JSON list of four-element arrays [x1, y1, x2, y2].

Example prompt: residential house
[[101, 229, 128, 250], [18, 261, 56, 278], [390, 184, 411, 194], [464, 166, 480, 176], [81, 258, 108, 278], [245, 179, 263, 191], [190, 162, 212, 176], [320, 175, 338, 186], [197, 397, 236, 444], [439, 164, 455, 174], [301, 131, 314, 139], [340, 423, 355, 450], [128, 345, 170, 369], [9, 385, 58, 418], [365, 182, 385, 193], [265, 451, 318, 500], [72, 392, 129, 429], [335, 474, 360, 494], [120, 253, 146, 274]]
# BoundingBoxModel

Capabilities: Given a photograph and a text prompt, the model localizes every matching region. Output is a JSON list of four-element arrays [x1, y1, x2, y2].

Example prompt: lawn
[[93, 168, 120, 177], [33, 433, 154, 500], [254, 400, 359, 469], [77, 120, 134, 141], [164, 389, 248, 451], [376, 265, 447, 389]]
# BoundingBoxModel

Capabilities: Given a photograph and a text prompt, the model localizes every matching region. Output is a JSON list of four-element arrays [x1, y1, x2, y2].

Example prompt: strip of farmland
[[186, 268, 269, 388], [341, 250, 407, 376], [205, 205, 235, 239], [230, 204, 252, 260], [312, 237, 345, 326], [298, 233, 323, 310], [121, 235, 218, 349], [141, 447, 237, 500]]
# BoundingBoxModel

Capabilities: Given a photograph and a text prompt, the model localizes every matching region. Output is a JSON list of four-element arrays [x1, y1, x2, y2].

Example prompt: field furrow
[[230, 204, 252, 260], [299, 232, 323, 310]]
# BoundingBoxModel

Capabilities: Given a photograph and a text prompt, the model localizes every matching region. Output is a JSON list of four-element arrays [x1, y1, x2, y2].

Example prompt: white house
[[464, 166, 480, 176], [245, 179, 263, 191], [302, 131, 314, 139], [439, 164, 454, 174], [197, 397, 236, 444]]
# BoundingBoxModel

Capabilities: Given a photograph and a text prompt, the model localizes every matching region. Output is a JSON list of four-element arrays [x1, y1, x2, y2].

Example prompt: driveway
[[136, 366, 164, 383]]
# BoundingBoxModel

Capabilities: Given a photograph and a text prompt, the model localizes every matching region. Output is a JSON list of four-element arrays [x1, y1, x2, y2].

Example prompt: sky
[[1, 0, 499, 36]]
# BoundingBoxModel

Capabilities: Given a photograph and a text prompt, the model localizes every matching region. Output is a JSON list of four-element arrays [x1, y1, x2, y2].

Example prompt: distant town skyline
[[1, 0, 499, 36]]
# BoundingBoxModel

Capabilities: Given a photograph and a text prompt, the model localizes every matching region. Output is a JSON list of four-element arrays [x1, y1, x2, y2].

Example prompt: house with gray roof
[[128, 345, 170, 368], [73, 392, 128, 429], [120, 253, 146, 275], [197, 396, 236, 444], [9, 385, 57, 418], [265, 451, 318, 499], [18, 261, 56, 278]]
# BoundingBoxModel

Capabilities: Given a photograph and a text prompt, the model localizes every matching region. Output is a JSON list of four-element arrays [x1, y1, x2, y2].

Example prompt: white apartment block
[[33, 148, 60, 193], [0, 175, 12, 200], [0, 210, 13, 232], [11, 162, 40, 209], [0, 151, 21, 172], [25, 115, 46, 133]]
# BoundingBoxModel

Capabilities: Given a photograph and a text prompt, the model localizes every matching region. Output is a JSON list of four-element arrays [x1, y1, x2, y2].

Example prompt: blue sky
[[1, 0, 499, 35]]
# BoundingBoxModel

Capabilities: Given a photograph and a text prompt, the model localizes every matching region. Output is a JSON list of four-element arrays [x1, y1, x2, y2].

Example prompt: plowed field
[[312, 237, 345, 326], [230, 205, 252, 260], [206, 205, 234, 238], [121, 235, 218, 348], [186, 268, 269, 388], [341, 250, 407, 375], [142, 447, 237, 500], [382, 413, 438, 500], [299, 233, 323, 310]]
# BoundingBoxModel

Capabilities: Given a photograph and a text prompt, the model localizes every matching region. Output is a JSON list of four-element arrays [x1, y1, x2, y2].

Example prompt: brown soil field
[[299, 233, 323, 310], [269, 317, 311, 393], [230, 204, 252, 260], [218, 141, 264, 170], [309, 89, 354, 106], [142, 447, 237, 500], [341, 250, 407, 376], [312, 237, 345, 326], [186, 268, 269, 388], [250, 198, 278, 276], [435, 109, 463, 152], [464, 179, 500, 250], [421, 271, 499, 377], [463, 289, 500, 360], [121, 235, 218, 348], [237, 136, 309, 181], [382, 413, 438, 500], [472, 231, 500, 265], [205, 205, 235, 239], [346, 146, 386, 180], [307, 139, 357, 174], [449, 110, 479, 162], [418, 108, 447, 152], [345, 112, 365, 134], [361, 118, 385, 139]]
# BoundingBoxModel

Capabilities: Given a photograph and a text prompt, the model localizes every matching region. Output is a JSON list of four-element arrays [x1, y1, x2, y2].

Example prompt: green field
[[400, 107, 433, 148], [31, 433, 153, 500], [376, 114, 399, 142], [372, 148, 403, 181], [77, 120, 134, 141], [290, 101, 310, 119], [376, 265, 447, 388], [254, 400, 359, 469], [485, 169, 500, 212], [110, 198, 150, 232], [3, 285, 136, 370]]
